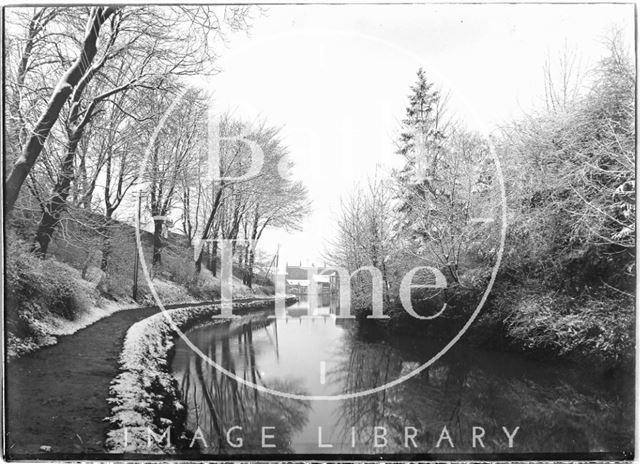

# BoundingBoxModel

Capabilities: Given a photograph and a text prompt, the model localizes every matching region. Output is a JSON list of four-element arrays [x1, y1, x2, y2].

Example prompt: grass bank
[[5, 235, 270, 360], [6, 242, 195, 360]]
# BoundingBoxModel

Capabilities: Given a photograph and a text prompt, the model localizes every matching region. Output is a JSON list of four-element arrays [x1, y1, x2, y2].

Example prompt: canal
[[170, 293, 633, 456]]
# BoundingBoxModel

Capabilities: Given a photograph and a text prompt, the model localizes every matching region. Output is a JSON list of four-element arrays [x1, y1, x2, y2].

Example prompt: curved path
[[4, 300, 224, 458]]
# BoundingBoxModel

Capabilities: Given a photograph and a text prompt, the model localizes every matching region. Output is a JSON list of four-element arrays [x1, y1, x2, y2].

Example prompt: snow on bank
[[7, 272, 202, 361], [8, 298, 143, 360], [47, 275, 203, 337], [105, 297, 295, 453]]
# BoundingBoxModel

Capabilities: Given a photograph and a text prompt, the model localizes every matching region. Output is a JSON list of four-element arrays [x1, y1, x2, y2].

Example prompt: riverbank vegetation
[[4, 6, 308, 358], [328, 34, 635, 366]]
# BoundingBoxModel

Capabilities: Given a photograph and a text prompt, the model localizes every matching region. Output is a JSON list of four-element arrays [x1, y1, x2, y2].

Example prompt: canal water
[[170, 293, 633, 456]]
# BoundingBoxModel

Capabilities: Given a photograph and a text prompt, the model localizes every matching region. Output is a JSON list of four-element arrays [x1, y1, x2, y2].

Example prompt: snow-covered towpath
[[5, 298, 260, 458]]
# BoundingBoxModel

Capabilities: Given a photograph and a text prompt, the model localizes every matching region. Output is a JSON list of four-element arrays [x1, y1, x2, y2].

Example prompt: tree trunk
[[207, 241, 214, 272], [153, 218, 163, 265], [211, 241, 218, 277], [381, 260, 391, 305], [100, 209, 115, 271], [239, 245, 246, 285], [32, 134, 80, 256], [247, 247, 255, 289], [195, 253, 203, 274], [33, 211, 56, 258], [246, 210, 260, 289], [100, 228, 111, 271], [5, 7, 115, 215], [193, 186, 224, 274]]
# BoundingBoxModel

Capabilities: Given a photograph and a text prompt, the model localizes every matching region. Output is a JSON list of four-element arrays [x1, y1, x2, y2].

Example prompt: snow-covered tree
[[393, 68, 497, 286]]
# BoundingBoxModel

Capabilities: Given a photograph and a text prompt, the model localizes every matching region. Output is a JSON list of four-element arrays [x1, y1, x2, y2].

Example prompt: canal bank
[[4, 299, 227, 458], [3, 297, 291, 459], [105, 297, 297, 454]]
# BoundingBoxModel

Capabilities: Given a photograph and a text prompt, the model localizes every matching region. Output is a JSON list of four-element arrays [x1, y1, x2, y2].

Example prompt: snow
[[105, 297, 293, 453], [142, 278, 197, 306], [7, 276, 203, 360], [47, 300, 134, 336], [6, 297, 137, 360]]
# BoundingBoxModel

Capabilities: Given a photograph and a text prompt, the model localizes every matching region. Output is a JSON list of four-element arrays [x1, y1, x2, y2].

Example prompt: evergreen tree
[[393, 68, 494, 285], [396, 68, 446, 186]]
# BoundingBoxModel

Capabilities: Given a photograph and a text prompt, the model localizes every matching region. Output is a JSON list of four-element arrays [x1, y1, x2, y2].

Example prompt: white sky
[[195, 3, 634, 266]]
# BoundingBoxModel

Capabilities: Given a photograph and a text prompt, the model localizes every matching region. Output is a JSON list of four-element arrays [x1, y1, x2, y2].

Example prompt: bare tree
[[178, 158, 204, 248], [191, 119, 310, 284], [97, 90, 152, 270], [5, 7, 61, 162], [325, 175, 395, 302], [193, 114, 245, 274], [5, 7, 116, 214], [7, 5, 255, 254], [144, 87, 207, 265], [543, 41, 584, 113]]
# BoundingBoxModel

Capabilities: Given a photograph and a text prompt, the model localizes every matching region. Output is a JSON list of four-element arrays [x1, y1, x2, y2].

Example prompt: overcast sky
[[198, 3, 634, 267]]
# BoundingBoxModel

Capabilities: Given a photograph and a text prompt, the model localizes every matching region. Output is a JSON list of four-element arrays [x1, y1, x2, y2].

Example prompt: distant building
[[285, 264, 338, 294]]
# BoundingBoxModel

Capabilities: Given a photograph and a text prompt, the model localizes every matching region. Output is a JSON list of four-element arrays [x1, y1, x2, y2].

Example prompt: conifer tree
[[394, 68, 493, 285], [396, 67, 446, 188]]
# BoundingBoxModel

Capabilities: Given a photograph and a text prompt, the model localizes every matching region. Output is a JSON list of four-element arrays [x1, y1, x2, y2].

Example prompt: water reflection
[[171, 294, 633, 456], [172, 315, 311, 454], [286, 292, 339, 317]]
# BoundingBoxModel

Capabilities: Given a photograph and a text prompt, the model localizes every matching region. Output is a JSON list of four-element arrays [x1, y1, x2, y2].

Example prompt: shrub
[[480, 281, 634, 366], [5, 238, 95, 357], [504, 291, 634, 365]]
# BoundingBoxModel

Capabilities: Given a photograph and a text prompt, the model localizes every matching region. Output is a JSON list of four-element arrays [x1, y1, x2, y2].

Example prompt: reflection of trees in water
[[332, 332, 470, 452], [177, 320, 311, 454], [332, 334, 633, 454], [332, 337, 399, 445]]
